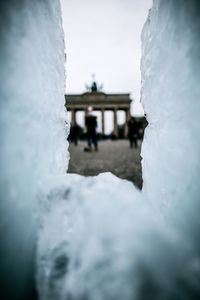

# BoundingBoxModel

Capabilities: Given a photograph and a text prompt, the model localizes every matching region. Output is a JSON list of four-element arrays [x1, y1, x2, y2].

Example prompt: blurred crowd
[[68, 107, 147, 151]]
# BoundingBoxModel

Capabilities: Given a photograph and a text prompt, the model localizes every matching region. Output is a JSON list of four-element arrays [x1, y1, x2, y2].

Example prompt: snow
[[37, 173, 160, 300], [37, 1, 200, 299], [1, 0, 200, 299], [37, 173, 199, 300], [0, 0, 67, 298], [141, 0, 200, 234]]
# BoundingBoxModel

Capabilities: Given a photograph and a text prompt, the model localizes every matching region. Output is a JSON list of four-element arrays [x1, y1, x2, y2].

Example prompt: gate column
[[101, 108, 105, 136], [114, 108, 118, 137], [71, 109, 76, 125], [125, 107, 131, 137]]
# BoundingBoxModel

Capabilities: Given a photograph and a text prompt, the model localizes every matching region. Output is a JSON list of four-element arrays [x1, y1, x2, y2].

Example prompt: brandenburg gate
[[65, 87, 131, 136]]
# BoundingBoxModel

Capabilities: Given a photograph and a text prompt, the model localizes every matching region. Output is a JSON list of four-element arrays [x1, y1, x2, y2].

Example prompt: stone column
[[125, 107, 131, 137], [84, 108, 87, 133], [71, 109, 76, 125], [101, 108, 105, 136], [113, 108, 118, 138]]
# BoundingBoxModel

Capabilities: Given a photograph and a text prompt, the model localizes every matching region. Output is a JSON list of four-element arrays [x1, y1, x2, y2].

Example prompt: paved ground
[[68, 139, 143, 189]]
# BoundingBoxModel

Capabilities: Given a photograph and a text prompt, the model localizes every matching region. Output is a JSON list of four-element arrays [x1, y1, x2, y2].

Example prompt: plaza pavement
[[68, 139, 143, 189]]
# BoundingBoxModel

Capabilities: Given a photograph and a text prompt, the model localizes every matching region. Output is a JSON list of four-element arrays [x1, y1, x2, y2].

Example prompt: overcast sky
[[61, 0, 152, 117]]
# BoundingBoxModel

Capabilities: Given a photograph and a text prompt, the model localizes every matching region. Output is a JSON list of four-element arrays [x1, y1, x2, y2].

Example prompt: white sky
[[61, 0, 152, 121]]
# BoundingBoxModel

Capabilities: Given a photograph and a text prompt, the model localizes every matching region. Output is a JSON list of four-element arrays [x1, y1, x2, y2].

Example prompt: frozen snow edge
[[0, 0, 68, 298], [36, 173, 180, 300]]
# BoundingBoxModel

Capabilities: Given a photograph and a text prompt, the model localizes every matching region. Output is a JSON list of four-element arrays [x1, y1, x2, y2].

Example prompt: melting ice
[[0, 0, 67, 299], [0, 0, 200, 299]]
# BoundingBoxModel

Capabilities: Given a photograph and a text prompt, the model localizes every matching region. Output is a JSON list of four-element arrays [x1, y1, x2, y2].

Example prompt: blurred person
[[71, 122, 81, 145], [128, 117, 139, 148], [84, 106, 98, 151]]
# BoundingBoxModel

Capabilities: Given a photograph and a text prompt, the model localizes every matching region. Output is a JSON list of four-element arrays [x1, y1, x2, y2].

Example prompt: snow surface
[[141, 0, 200, 240], [37, 1, 200, 299], [0, 0, 67, 298], [1, 0, 200, 299], [37, 173, 182, 300]]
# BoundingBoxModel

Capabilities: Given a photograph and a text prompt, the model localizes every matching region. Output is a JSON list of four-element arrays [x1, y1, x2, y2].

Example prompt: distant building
[[65, 81, 132, 137]]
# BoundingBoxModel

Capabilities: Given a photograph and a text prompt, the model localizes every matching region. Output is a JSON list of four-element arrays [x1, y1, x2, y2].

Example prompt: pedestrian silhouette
[[84, 106, 98, 151], [71, 122, 80, 145], [128, 117, 139, 148]]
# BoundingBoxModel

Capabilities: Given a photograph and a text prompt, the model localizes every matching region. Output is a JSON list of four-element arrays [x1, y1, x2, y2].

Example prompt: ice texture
[[0, 0, 67, 298], [37, 173, 199, 300], [37, 0, 200, 299], [1, 0, 200, 299], [37, 173, 166, 300], [141, 0, 200, 238]]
